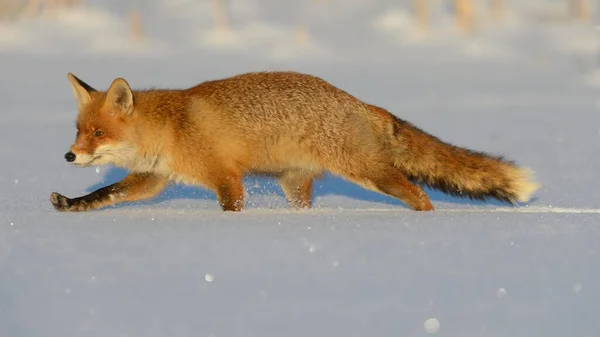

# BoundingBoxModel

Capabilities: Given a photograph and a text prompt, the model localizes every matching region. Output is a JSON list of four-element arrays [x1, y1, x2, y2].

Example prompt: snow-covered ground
[[1, 1, 600, 336]]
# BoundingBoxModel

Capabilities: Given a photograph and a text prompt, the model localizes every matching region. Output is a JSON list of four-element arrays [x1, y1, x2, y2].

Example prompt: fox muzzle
[[65, 151, 76, 162]]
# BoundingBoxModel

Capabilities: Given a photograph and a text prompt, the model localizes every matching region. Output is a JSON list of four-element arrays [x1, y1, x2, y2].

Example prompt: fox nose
[[64, 151, 76, 162]]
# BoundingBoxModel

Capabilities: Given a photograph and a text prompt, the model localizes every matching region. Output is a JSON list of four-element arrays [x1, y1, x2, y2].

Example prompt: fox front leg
[[50, 173, 168, 212]]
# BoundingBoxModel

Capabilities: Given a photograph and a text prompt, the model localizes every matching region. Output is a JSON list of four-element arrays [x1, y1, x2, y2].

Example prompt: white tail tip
[[513, 167, 540, 203]]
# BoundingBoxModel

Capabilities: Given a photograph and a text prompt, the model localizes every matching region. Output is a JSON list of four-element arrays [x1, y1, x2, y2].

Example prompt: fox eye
[[94, 130, 105, 137]]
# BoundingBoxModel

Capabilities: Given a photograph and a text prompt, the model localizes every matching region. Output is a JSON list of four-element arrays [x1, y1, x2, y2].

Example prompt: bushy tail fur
[[389, 116, 539, 204]]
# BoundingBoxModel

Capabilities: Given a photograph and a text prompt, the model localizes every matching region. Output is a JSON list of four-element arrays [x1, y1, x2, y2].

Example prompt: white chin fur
[[71, 144, 135, 168], [72, 154, 113, 167], [72, 153, 95, 167]]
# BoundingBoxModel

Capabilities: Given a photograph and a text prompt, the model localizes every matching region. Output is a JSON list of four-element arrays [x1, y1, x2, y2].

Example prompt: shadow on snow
[[85, 166, 520, 210]]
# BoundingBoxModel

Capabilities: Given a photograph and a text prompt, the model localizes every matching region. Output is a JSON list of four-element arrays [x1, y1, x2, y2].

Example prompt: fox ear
[[105, 77, 134, 116], [67, 73, 96, 109]]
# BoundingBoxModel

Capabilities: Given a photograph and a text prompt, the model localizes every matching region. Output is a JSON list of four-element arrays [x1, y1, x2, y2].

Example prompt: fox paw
[[50, 192, 74, 212], [50, 192, 93, 212]]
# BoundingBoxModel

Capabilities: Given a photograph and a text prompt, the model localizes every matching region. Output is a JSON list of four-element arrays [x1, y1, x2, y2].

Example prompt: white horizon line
[[106, 205, 600, 215], [342, 206, 600, 214]]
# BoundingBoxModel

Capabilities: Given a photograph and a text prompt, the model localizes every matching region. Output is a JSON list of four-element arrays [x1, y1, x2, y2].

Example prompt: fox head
[[64, 73, 137, 168]]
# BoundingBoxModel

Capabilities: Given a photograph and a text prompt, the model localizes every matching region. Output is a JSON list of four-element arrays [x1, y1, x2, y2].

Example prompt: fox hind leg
[[372, 167, 434, 211], [278, 169, 321, 209], [336, 165, 434, 211]]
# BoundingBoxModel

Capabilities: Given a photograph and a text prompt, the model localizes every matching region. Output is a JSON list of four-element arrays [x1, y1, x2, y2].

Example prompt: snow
[[1, 0, 600, 336], [424, 318, 440, 334]]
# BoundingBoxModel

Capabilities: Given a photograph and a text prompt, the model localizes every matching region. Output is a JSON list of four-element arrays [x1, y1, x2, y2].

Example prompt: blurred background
[[0, 0, 598, 69]]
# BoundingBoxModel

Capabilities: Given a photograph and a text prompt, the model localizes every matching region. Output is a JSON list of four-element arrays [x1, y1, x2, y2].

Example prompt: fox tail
[[388, 115, 539, 204]]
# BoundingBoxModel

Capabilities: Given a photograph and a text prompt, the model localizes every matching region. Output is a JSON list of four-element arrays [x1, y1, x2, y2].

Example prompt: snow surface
[[1, 0, 600, 336]]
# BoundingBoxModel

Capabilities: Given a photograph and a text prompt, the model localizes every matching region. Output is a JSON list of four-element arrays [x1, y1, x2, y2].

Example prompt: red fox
[[50, 71, 539, 212]]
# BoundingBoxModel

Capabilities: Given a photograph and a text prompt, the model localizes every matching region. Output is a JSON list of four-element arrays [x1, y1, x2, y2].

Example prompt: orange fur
[[50, 71, 539, 212]]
